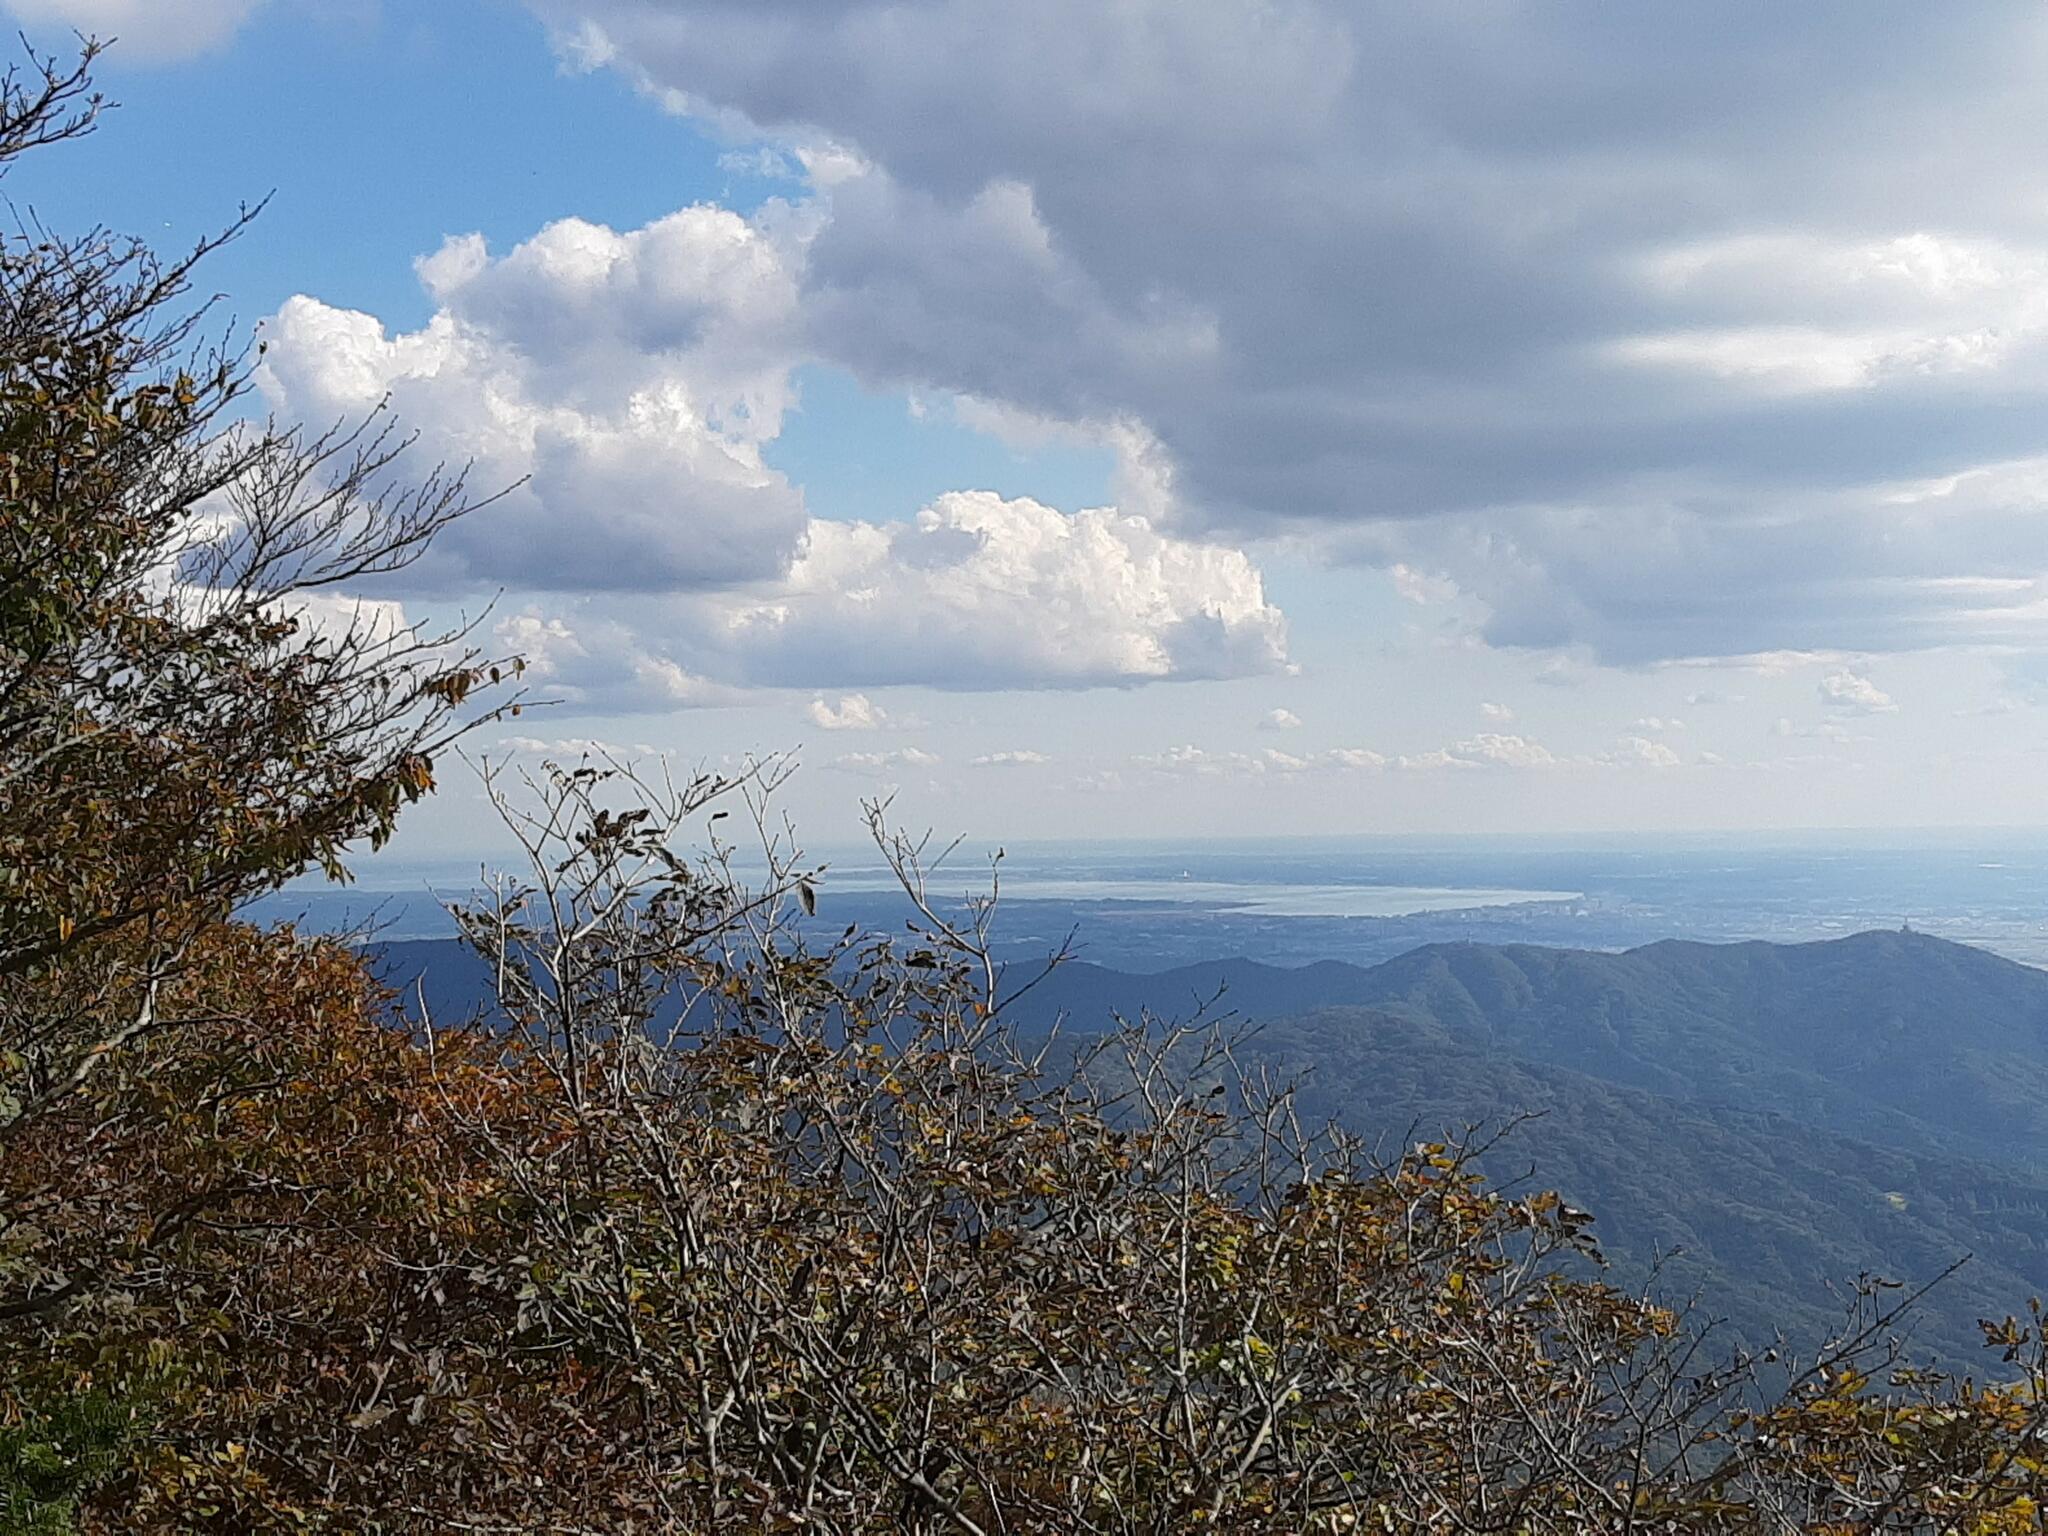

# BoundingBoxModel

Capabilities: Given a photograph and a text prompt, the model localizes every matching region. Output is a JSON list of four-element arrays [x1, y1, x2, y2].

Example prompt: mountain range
[[370, 927, 2048, 1370]]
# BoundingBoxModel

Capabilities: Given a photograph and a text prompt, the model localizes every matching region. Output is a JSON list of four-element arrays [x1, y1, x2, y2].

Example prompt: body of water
[[252, 831, 2048, 970]]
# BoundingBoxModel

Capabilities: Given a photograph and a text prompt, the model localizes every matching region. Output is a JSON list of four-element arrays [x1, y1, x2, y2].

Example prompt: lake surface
[[814, 863, 1582, 917]]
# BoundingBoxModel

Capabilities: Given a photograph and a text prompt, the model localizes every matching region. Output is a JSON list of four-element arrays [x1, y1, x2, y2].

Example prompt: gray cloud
[[538, 0, 2048, 664]]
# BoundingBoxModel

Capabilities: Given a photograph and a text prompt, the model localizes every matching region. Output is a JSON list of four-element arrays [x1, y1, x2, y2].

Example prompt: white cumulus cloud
[[1612, 736, 1682, 768], [497, 735, 667, 759], [495, 609, 741, 713], [261, 208, 811, 598], [1448, 734, 1558, 770], [262, 205, 1290, 700], [828, 747, 941, 776], [698, 491, 1289, 689], [1819, 670, 1899, 715], [807, 693, 888, 731]]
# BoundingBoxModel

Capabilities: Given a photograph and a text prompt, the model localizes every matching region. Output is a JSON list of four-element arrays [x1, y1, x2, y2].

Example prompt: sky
[[20, 0, 2048, 857]]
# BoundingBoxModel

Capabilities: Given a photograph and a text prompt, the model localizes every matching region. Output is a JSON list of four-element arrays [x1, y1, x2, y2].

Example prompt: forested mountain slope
[[1005, 929, 2048, 1174], [1225, 1008, 2048, 1368], [370, 928, 2048, 1368]]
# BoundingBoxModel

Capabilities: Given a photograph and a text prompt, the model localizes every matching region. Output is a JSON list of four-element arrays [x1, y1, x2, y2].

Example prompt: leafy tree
[[0, 40, 503, 1528], [0, 1387, 134, 1535], [0, 38, 503, 1325], [6, 920, 566, 1530]]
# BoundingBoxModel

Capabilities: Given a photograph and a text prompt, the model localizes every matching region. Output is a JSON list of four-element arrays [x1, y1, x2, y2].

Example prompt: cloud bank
[[529, 0, 2048, 668]]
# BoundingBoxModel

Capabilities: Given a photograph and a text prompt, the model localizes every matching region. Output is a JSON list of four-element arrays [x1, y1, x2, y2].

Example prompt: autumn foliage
[[7, 42, 2048, 1536]]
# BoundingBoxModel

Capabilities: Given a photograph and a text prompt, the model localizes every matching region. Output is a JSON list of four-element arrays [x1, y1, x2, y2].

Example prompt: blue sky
[[22, 0, 2048, 857]]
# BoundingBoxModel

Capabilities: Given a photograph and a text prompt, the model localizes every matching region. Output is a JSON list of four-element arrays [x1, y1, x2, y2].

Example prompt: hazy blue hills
[[1204, 1008, 2048, 1369], [1007, 929, 2048, 1176], [368, 928, 2048, 1369]]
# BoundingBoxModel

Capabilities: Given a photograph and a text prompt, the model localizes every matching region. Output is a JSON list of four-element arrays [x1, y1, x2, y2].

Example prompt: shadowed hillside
[[1228, 1008, 2048, 1368], [1002, 929, 2048, 1174], [369, 927, 2048, 1369]]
